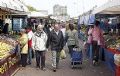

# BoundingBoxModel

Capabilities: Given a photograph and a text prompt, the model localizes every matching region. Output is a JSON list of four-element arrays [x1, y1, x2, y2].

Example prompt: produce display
[[114, 54, 120, 66], [81, 25, 87, 34], [104, 34, 120, 50], [0, 35, 17, 60]]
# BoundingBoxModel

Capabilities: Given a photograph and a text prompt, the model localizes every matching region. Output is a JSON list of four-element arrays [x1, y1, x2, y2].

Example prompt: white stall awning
[[28, 11, 48, 17], [93, 0, 120, 14], [0, 0, 28, 14]]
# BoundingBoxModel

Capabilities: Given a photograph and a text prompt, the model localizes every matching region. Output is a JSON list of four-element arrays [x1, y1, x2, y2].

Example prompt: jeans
[[51, 51, 60, 68], [86, 43, 90, 58], [28, 47, 32, 64], [86, 43, 92, 59], [35, 51, 45, 68]]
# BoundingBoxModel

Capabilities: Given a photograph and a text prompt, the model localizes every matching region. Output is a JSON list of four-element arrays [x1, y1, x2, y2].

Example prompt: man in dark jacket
[[49, 23, 64, 72]]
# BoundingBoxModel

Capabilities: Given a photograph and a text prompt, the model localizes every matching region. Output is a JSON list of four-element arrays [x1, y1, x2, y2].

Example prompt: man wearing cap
[[32, 24, 48, 71]]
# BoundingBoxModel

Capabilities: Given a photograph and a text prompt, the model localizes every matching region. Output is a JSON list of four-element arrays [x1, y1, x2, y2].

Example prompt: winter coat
[[32, 31, 48, 51], [50, 30, 64, 51]]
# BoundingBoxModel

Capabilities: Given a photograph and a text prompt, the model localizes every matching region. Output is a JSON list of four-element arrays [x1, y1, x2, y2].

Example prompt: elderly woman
[[18, 29, 28, 68], [32, 24, 48, 71]]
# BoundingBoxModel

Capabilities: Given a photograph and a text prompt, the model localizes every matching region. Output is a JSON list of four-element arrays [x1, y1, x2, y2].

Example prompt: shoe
[[41, 67, 46, 71], [20, 67, 25, 70], [95, 61, 99, 66], [27, 62, 31, 65], [92, 60, 96, 66], [53, 68, 56, 72], [36, 66, 40, 70]]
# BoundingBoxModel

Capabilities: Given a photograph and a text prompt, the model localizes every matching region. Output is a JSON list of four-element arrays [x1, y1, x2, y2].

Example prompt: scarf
[[35, 31, 43, 37]]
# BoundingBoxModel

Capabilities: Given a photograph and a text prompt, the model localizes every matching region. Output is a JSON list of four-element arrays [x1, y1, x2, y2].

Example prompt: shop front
[[0, 1, 28, 76]]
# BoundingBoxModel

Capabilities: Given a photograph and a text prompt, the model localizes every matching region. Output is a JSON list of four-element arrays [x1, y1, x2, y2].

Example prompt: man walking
[[49, 23, 64, 72], [32, 24, 48, 71]]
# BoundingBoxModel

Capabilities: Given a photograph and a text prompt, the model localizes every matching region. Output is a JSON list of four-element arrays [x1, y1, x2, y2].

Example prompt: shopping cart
[[71, 48, 82, 69]]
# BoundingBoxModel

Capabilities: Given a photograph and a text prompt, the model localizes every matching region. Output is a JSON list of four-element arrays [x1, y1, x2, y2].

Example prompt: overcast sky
[[24, 0, 108, 17]]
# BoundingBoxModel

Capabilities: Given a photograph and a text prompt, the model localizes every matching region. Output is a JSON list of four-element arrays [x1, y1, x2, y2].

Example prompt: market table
[[104, 48, 120, 76], [87, 45, 120, 76], [0, 45, 20, 76]]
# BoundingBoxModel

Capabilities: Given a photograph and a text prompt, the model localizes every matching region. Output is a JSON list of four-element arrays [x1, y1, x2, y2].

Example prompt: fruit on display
[[114, 54, 120, 66], [0, 35, 17, 60], [105, 35, 120, 50], [81, 25, 87, 34]]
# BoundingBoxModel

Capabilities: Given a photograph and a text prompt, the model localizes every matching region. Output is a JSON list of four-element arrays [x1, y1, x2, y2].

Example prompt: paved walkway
[[14, 39, 114, 76], [14, 49, 114, 76]]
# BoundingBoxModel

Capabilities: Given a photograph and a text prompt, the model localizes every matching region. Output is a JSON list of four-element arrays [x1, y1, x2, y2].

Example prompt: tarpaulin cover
[[88, 14, 95, 24]]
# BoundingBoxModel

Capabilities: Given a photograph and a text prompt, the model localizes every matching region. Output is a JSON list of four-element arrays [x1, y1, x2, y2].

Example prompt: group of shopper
[[18, 22, 67, 72], [18, 20, 103, 72]]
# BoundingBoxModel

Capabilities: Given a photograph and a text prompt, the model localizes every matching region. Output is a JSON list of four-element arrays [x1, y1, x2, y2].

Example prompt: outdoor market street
[[14, 47, 114, 76]]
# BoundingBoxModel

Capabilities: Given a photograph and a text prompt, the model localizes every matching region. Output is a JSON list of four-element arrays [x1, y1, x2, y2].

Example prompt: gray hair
[[20, 29, 26, 32], [37, 24, 44, 30]]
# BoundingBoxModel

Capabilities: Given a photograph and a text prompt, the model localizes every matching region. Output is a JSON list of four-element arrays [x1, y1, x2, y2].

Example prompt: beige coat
[[19, 34, 28, 54], [66, 30, 78, 46]]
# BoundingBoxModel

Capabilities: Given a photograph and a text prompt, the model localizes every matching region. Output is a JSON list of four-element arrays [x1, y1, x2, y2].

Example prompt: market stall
[[0, 35, 19, 76], [78, 0, 120, 76], [0, 0, 28, 76], [28, 11, 48, 29]]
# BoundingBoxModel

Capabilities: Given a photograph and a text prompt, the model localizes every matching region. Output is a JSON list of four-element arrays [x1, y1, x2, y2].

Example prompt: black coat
[[50, 30, 64, 51]]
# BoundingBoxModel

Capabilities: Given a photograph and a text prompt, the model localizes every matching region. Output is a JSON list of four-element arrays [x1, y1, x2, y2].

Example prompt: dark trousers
[[92, 41, 100, 62], [35, 51, 45, 68], [68, 45, 75, 57], [86, 43, 90, 58], [21, 54, 27, 67], [100, 47, 105, 61]]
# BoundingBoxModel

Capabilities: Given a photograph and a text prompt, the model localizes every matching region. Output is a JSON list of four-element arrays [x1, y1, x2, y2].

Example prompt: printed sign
[[13, 18, 22, 31], [0, 53, 19, 76]]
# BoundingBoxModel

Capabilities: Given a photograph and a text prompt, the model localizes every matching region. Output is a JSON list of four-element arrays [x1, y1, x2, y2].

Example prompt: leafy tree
[[26, 5, 38, 12]]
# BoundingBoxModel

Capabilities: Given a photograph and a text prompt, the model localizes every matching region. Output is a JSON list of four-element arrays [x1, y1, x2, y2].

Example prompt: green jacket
[[66, 30, 78, 46]]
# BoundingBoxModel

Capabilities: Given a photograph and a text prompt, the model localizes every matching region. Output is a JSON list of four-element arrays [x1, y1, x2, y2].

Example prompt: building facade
[[53, 4, 67, 16], [53, 4, 70, 22]]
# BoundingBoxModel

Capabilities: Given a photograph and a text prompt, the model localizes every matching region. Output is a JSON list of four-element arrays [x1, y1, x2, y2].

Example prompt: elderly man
[[32, 24, 48, 71], [49, 23, 64, 72]]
